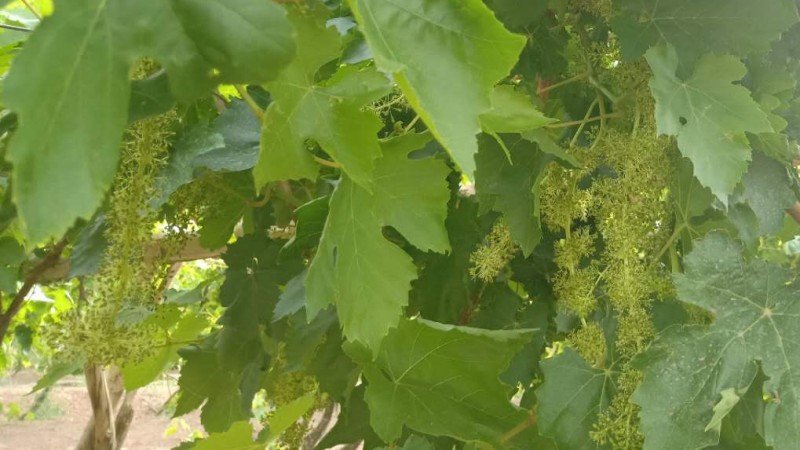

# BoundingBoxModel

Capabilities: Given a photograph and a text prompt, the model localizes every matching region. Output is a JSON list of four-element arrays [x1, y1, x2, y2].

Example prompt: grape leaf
[[306, 132, 450, 351], [479, 85, 555, 135], [264, 393, 316, 441], [409, 198, 483, 325], [191, 421, 263, 450], [218, 235, 300, 370], [346, 318, 535, 447], [613, 0, 798, 63], [647, 44, 773, 201], [378, 435, 435, 450], [316, 385, 382, 449], [174, 344, 248, 433], [152, 125, 225, 207], [273, 271, 306, 322], [128, 72, 175, 123], [284, 308, 337, 372], [307, 327, 359, 400], [68, 214, 107, 278], [197, 172, 254, 250], [30, 360, 83, 393], [706, 388, 743, 434], [121, 313, 208, 391], [255, 7, 391, 190], [748, 57, 797, 134], [633, 234, 800, 450], [349, 0, 525, 178], [672, 158, 715, 229], [279, 196, 329, 262], [739, 152, 797, 236], [0, 237, 25, 266], [4, 0, 294, 243], [193, 99, 260, 172], [536, 349, 613, 450], [476, 135, 550, 256], [484, 0, 547, 29]]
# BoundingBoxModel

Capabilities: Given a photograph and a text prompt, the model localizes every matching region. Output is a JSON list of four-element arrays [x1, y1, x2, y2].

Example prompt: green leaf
[[749, 132, 797, 165], [0, 236, 25, 266], [306, 133, 450, 351], [705, 388, 743, 434], [191, 421, 264, 450], [613, 0, 799, 63], [265, 394, 316, 441], [536, 349, 613, 450], [284, 308, 337, 372], [316, 385, 382, 449], [279, 196, 329, 262], [346, 318, 534, 446], [197, 172, 253, 250], [349, 0, 525, 178], [193, 99, 260, 172], [378, 435, 435, 450], [410, 198, 483, 324], [476, 135, 550, 256], [673, 158, 715, 228], [218, 234, 300, 370], [479, 85, 555, 135], [727, 203, 761, 254], [128, 72, 175, 123], [122, 313, 208, 391], [633, 234, 800, 450], [175, 344, 247, 432], [255, 7, 391, 190], [739, 152, 796, 236], [307, 327, 359, 400], [484, 0, 547, 28], [273, 270, 306, 322], [4, 0, 295, 243], [522, 129, 582, 169], [31, 359, 83, 393], [713, 370, 769, 449], [68, 214, 107, 278], [647, 44, 773, 201], [152, 125, 225, 208]]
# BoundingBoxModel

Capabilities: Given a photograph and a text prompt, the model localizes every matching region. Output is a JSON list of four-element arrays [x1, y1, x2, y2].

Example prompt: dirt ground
[[0, 370, 202, 450]]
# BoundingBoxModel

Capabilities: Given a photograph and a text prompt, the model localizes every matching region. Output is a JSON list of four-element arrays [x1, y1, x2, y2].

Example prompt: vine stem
[[235, 84, 264, 121], [653, 224, 687, 265], [458, 284, 487, 325], [0, 238, 68, 343], [403, 114, 421, 133], [314, 156, 340, 168], [0, 23, 33, 32], [590, 91, 608, 152], [569, 97, 599, 147], [547, 113, 622, 129], [500, 411, 537, 444], [20, 0, 41, 20], [537, 72, 589, 95]]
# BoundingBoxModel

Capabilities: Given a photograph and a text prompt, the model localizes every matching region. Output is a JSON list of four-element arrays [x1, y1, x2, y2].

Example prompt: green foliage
[[4, 0, 294, 243], [346, 318, 535, 446], [613, 0, 798, 64], [255, 6, 391, 190], [2, 0, 800, 449], [350, 0, 526, 177], [634, 234, 800, 450], [537, 348, 613, 450], [647, 45, 773, 201], [306, 132, 450, 351]]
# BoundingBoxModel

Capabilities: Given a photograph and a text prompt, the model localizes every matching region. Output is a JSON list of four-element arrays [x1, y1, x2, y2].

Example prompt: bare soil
[[0, 370, 201, 450]]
